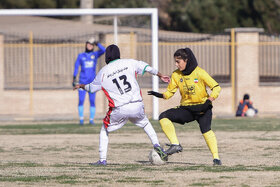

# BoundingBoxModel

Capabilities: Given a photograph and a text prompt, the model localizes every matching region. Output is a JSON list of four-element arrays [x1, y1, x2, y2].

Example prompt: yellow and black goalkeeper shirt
[[163, 67, 221, 106]]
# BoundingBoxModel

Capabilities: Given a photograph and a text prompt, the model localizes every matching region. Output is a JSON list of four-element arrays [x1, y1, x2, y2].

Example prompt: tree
[[166, 0, 280, 33]]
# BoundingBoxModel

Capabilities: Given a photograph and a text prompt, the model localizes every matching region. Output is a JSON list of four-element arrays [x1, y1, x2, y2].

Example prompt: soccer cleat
[[166, 144, 183, 155], [213, 159, 222, 166], [89, 119, 95, 125], [79, 119, 84, 125], [89, 160, 107, 166], [153, 144, 168, 161]]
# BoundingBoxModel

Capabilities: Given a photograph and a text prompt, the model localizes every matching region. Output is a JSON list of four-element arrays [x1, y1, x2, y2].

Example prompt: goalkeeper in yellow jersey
[[148, 48, 222, 165]]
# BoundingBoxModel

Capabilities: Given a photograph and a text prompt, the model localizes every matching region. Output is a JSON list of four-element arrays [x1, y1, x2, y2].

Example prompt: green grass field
[[0, 118, 280, 186], [1, 118, 279, 135]]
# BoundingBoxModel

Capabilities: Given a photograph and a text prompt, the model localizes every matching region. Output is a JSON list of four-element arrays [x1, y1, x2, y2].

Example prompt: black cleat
[[166, 144, 183, 155], [213, 159, 222, 166]]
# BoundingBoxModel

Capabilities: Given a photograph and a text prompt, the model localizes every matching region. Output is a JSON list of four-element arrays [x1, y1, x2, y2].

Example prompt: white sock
[[143, 122, 159, 146], [99, 124, 109, 161]]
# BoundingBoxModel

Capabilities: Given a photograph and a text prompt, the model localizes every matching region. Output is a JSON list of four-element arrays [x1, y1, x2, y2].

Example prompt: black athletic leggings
[[159, 106, 212, 134]]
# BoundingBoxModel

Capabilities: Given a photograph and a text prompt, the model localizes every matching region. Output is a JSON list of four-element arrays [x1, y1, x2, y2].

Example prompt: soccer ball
[[149, 149, 166, 165], [246, 108, 256, 117]]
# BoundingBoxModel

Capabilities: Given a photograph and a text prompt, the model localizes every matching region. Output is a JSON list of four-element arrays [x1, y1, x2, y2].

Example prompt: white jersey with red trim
[[85, 59, 158, 108]]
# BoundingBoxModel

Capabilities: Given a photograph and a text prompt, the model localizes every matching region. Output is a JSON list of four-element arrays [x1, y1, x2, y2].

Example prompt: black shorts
[[159, 106, 212, 134]]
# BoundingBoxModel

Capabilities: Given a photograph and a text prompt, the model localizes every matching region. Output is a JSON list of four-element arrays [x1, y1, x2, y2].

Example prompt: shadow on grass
[[137, 160, 196, 165]]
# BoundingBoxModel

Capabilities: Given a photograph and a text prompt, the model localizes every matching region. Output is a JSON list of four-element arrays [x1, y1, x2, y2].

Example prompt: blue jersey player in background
[[72, 37, 105, 125]]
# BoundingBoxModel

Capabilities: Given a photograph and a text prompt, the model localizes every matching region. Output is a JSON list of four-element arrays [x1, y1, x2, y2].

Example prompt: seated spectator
[[236, 94, 258, 117]]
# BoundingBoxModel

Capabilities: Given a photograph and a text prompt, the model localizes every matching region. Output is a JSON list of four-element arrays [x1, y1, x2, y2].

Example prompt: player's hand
[[160, 75, 170, 83], [147, 91, 164, 98], [200, 99, 213, 112], [207, 97, 215, 102], [73, 84, 79, 90], [73, 84, 85, 90], [93, 41, 98, 46]]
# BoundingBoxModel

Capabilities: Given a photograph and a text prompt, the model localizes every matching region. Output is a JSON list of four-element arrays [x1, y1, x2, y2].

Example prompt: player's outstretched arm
[[141, 64, 170, 83]]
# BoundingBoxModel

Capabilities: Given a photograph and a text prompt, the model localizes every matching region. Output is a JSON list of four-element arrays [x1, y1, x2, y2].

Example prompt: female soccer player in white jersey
[[74, 44, 170, 165]]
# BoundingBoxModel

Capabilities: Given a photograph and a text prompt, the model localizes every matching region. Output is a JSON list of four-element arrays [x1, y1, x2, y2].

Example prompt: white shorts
[[103, 101, 149, 132]]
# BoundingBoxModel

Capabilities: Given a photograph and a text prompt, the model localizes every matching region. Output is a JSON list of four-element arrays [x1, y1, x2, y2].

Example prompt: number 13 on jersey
[[112, 75, 132, 95]]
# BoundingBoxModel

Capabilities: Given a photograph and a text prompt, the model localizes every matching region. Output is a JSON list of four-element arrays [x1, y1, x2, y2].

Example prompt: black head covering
[[105, 44, 120, 64], [182, 48, 198, 75], [243, 94, 250, 100]]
